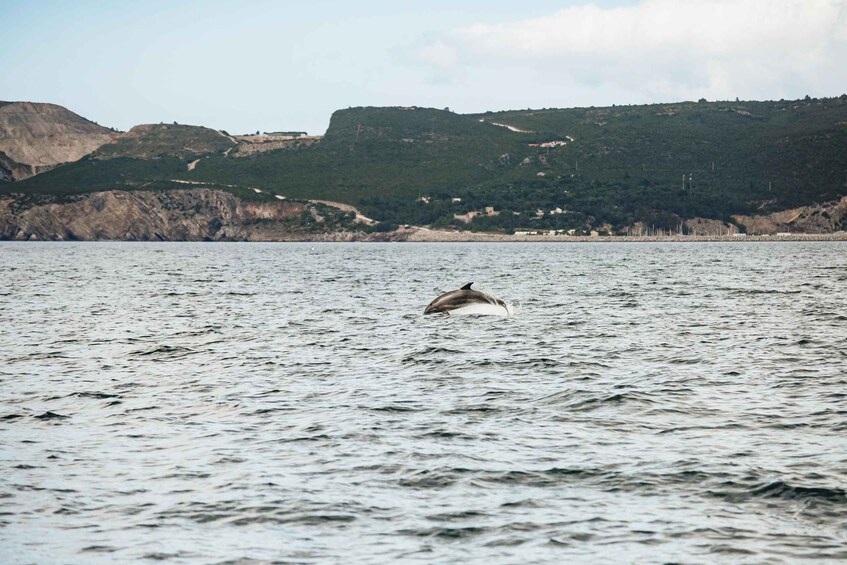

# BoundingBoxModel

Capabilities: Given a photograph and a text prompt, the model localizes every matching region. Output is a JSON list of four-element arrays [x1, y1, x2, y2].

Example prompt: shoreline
[[397, 229, 847, 243], [3, 231, 846, 243]]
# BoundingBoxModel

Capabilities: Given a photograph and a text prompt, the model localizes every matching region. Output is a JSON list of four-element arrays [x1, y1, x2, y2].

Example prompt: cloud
[[420, 0, 847, 102], [419, 39, 459, 70], [417, 38, 462, 84]]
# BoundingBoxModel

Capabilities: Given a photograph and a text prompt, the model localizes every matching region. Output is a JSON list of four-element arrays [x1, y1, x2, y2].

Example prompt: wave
[[130, 345, 198, 359], [737, 481, 847, 504], [34, 411, 69, 420]]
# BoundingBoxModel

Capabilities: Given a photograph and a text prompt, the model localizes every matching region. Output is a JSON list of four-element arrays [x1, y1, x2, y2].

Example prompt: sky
[[2, 0, 846, 135]]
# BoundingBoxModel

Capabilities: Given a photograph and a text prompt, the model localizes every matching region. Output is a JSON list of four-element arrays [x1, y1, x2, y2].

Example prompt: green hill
[[472, 97, 847, 210], [95, 123, 235, 159], [4, 98, 847, 232], [183, 106, 529, 224]]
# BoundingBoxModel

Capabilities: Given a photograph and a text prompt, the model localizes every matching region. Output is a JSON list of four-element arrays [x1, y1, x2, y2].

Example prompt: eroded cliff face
[[0, 189, 365, 241], [0, 102, 117, 180], [733, 196, 847, 235], [684, 217, 740, 236]]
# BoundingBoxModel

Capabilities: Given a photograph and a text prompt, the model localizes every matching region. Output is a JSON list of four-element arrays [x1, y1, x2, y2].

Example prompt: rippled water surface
[[1, 241, 846, 563]]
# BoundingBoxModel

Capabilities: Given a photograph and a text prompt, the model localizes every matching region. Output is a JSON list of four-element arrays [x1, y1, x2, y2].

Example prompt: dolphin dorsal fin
[[461, 282, 474, 290]]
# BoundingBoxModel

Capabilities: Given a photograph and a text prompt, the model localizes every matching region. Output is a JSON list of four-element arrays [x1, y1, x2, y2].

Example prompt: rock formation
[[0, 188, 377, 241], [0, 102, 116, 180], [733, 196, 847, 234]]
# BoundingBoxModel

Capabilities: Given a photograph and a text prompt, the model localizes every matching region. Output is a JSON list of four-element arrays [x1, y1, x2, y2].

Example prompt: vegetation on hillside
[[4, 98, 846, 233], [95, 123, 235, 159]]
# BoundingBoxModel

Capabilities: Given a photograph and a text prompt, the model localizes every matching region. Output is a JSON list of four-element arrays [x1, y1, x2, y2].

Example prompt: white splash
[[448, 302, 516, 317]]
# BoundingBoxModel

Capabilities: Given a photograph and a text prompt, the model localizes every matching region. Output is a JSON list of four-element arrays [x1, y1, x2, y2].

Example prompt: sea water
[[1, 241, 845, 563]]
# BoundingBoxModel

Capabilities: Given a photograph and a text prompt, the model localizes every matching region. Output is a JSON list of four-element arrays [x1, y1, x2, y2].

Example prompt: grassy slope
[[96, 123, 235, 159]]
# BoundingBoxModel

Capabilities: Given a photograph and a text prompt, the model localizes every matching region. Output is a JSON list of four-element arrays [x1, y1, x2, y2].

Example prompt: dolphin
[[424, 283, 514, 316]]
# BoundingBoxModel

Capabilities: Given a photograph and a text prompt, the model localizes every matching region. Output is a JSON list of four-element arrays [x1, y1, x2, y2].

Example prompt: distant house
[[453, 211, 477, 223], [451, 197, 462, 203], [453, 207, 498, 223], [528, 140, 569, 148], [266, 131, 308, 137]]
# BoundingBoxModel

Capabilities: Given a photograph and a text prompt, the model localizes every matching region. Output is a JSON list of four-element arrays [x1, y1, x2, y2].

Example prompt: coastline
[[5, 189, 845, 243], [4, 230, 847, 243], [396, 228, 847, 243]]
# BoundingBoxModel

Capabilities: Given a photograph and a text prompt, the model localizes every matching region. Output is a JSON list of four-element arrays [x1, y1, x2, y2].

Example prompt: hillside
[[4, 123, 241, 198], [471, 97, 847, 212], [185, 99, 847, 231], [95, 123, 236, 159], [0, 101, 116, 181], [3, 97, 847, 235], [183, 106, 529, 221]]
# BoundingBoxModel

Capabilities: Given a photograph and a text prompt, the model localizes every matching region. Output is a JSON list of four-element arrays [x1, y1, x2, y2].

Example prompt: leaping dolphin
[[424, 283, 514, 316]]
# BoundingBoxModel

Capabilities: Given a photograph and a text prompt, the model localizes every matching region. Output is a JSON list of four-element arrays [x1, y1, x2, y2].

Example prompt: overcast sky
[[2, 0, 845, 134]]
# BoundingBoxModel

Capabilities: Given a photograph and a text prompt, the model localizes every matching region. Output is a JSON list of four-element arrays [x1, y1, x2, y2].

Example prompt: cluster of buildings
[[528, 136, 573, 148], [514, 229, 601, 237], [528, 140, 568, 148], [454, 207, 499, 223], [418, 195, 577, 225]]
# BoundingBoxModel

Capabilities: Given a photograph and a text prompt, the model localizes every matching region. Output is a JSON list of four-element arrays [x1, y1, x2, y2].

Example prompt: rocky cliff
[[733, 196, 847, 234], [2, 187, 843, 242], [0, 102, 116, 180], [0, 188, 383, 241]]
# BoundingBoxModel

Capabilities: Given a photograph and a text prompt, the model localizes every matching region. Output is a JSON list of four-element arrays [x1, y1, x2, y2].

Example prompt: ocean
[[1, 241, 845, 563]]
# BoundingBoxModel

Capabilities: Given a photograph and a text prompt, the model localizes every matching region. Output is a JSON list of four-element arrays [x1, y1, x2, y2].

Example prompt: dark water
[[1, 241, 846, 564]]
